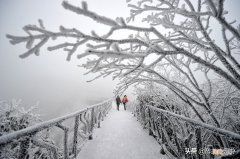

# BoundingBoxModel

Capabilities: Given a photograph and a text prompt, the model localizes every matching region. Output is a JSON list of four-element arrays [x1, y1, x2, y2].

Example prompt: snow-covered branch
[[62, 1, 119, 27]]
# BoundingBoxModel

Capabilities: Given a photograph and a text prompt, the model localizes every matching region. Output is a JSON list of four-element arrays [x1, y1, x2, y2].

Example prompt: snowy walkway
[[77, 102, 169, 159]]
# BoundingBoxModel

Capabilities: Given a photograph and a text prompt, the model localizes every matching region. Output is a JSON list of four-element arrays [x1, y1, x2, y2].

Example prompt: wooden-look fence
[[132, 104, 240, 159], [0, 99, 112, 159]]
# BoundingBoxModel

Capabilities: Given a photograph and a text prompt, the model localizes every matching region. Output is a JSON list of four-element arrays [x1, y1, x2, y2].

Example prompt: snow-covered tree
[[133, 80, 240, 158], [6, 0, 240, 89]]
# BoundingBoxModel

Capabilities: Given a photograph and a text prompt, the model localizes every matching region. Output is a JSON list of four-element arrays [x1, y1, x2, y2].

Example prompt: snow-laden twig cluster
[[6, 0, 240, 91]]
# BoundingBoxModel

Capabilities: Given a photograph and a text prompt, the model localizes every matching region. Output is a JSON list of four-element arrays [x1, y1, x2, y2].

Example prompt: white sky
[[0, 0, 131, 119], [0, 0, 239, 119]]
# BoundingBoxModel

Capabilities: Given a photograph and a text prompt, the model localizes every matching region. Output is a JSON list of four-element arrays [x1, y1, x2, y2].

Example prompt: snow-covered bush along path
[[77, 103, 169, 159]]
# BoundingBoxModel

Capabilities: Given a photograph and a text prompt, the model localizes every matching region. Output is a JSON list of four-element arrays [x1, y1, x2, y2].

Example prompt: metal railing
[[132, 104, 240, 159], [0, 99, 112, 159]]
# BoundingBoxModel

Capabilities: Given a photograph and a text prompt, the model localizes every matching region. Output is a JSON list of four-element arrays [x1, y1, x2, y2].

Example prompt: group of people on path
[[116, 95, 128, 111]]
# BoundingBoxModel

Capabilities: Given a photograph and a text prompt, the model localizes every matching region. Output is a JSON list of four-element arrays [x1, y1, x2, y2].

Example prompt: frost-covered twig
[[62, 1, 119, 27]]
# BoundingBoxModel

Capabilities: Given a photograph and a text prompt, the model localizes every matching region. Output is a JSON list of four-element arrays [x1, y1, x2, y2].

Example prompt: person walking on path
[[116, 95, 121, 111], [122, 95, 128, 110]]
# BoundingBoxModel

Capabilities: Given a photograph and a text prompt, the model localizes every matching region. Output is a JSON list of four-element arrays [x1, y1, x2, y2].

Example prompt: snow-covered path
[[77, 102, 169, 159]]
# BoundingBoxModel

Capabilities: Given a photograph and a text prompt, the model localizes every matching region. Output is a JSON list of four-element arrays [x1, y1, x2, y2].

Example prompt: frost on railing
[[0, 99, 112, 159], [131, 104, 240, 159]]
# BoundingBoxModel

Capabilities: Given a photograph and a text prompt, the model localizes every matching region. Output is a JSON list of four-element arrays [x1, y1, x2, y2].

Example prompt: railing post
[[152, 111, 157, 137], [141, 105, 146, 128], [72, 114, 80, 158], [64, 129, 69, 159], [57, 124, 69, 159], [18, 136, 30, 159], [97, 112, 101, 128], [148, 108, 153, 136], [88, 108, 95, 140], [81, 112, 88, 134], [94, 108, 98, 125]]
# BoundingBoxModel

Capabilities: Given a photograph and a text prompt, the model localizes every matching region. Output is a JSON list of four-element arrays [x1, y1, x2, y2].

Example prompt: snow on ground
[[77, 102, 169, 159]]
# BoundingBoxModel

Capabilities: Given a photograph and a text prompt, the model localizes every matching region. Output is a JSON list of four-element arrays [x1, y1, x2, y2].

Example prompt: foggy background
[[0, 0, 239, 120], [0, 0, 132, 120]]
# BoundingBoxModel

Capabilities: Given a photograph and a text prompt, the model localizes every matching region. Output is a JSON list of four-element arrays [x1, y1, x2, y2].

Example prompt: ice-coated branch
[[130, 55, 165, 80], [218, 17, 240, 41], [195, 17, 240, 83], [217, 0, 224, 18], [143, 5, 212, 17], [221, 27, 240, 73], [150, 27, 240, 90], [204, 71, 212, 99], [172, 81, 201, 101], [204, 0, 240, 41], [165, 55, 220, 123], [125, 0, 240, 89], [62, 1, 119, 27], [47, 42, 75, 51], [79, 49, 147, 59], [123, 57, 144, 76], [141, 69, 206, 108], [20, 37, 49, 58], [204, 0, 217, 15]]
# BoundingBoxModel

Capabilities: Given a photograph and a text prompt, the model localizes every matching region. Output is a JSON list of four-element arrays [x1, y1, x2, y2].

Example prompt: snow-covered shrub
[[0, 100, 53, 159], [0, 100, 41, 136]]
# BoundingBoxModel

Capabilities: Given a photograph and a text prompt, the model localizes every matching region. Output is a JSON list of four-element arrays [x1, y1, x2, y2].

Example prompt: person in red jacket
[[122, 95, 128, 110]]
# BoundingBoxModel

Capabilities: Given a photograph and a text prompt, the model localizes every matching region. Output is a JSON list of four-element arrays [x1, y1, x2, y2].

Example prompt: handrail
[[132, 103, 240, 159], [147, 105, 240, 140], [0, 98, 113, 159]]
